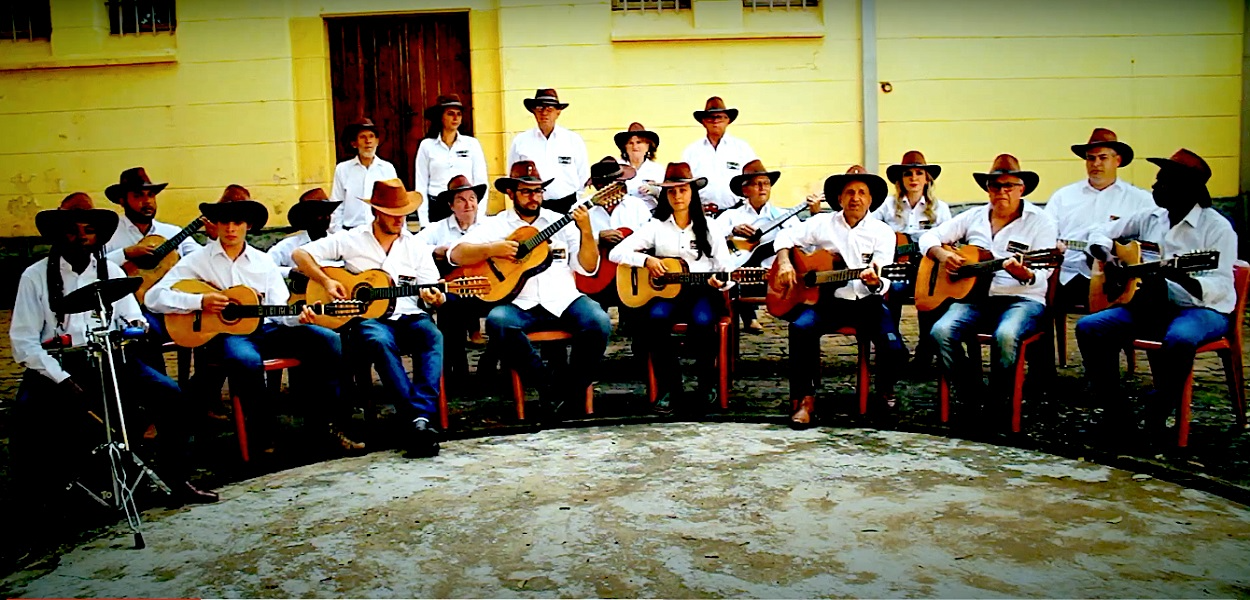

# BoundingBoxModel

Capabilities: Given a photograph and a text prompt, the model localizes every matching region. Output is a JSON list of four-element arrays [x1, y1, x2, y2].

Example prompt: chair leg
[[1125, 346, 1137, 376], [1178, 368, 1195, 447], [438, 374, 449, 431], [232, 394, 249, 463], [646, 353, 657, 404], [511, 369, 525, 421], [1220, 347, 1247, 429], [1056, 313, 1068, 368], [584, 385, 594, 415], [1012, 339, 1029, 433], [718, 320, 729, 409], [177, 348, 191, 388], [939, 373, 950, 423], [857, 338, 871, 415]]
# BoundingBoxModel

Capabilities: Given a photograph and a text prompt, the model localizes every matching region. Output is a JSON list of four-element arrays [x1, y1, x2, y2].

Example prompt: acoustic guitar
[[165, 280, 365, 347], [615, 257, 767, 308], [300, 267, 490, 329], [1088, 241, 1219, 313], [448, 181, 627, 303], [726, 203, 808, 255], [913, 245, 1064, 312], [764, 248, 915, 318], [122, 216, 207, 305], [575, 226, 633, 295], [893, 232, 921, 262]]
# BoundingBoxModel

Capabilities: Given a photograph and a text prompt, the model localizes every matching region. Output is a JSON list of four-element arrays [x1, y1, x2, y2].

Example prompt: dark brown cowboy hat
[[1148, 148, 1212, 201], [587, 156, 637, 187], [613, 122, 660, 152], [693, 96, 738, 124], [1071, 128, 1134, 166], [658, 162, 708, 191], [199, 194, 269, 231], [824, 165, 889, 212], [423, 94, 466, 121], [495, 160, 555, 193], [436, 175, 488, 204], [104, 167, 168, 204], [219, 184, 252, 203], [35, 192, 120, 241], [729, 159, 781, 197], [523, 88, 569, 112], [885, 150, 942, 184], [973, 154, 1040, 197], [342, 117, 381, 141], [362, 178, 423, 217], [287, 188, 340, 230]]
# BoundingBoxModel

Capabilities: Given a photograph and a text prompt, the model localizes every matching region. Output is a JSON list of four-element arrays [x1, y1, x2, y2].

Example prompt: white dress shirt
[[329, 156, 398, 231], [1044, 178, 1155, 284], [506, 126, 590, 201], [716, 201, 799, 268], [301, 226, 441, 319], [104, 216, 203, 265], [449, 209, 597, 315], [680, 134, 759, 211], [588, 195, 653, 238], [773, 211, 896, 300], [415, 215, 481, 249], [919, 201, 1058, 305], [610, 215, 736, 274], [145, 239, 296, 326], [619, 157, 665, 211], [413, 133, 489, 226], [267, 231, 343, 278], [10, 256, 144, 383], [1089, 204, 1238, 314], [871, 195, 953, 238]]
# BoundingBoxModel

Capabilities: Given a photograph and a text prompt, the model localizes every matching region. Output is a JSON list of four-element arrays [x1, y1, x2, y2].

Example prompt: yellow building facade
[[0, 0, 1242, 237]]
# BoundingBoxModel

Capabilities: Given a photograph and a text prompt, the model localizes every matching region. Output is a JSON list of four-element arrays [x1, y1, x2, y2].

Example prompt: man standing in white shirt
[[718, 159, 795, 332], [449, 161, 610, 419], [681, 96, 759, 216], [1045, 128, 1154, 308], [506, 89, 590, 215], [330, 118, 398, 231]]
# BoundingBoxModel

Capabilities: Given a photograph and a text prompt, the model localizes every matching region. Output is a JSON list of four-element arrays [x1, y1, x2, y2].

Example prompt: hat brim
[[659, 177, 708, 192], [287, 200, 342, 229], [424, 103, 465, 121], [437, 183, 488, 204], [524, 99, 569, 112], [1071, 141, 1134, 167], [693, 108, 739, 124], [343, 123, 381, 142], [104, 181, 168, 204], [35, 208, 120, 242], [885, 163, 941, 184], [495, 177, 555, 193], [613, 130, 660, 152], [729, 170, 781, 198], [361, 192, 423, 217], [823, 173, 889, 212], [588, 163, 637, 186], [973, 171, 1040, 198], [200, 200, 270, 231], [1146, 157, 1213, 197]]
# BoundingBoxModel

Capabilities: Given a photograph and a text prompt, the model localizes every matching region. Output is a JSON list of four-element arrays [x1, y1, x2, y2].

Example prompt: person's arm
[[608, 221, 656, 267], [292, 234, 348, 300], [267, 237, 295, 279], [257, 255, 297, 326], [9, 270, 72, 384], [413, 140, 432, 227], [144, 253, 210, 314], [935, 200, 953, 226], [1169, 217, 1238, 304], [448, 221, 516, 266], [574, 136, 590, 193], [471, 138, 490, 219], [570, 204, 599, 276], [1087, 208, 1145, 262], [920, 210, 970, 272]]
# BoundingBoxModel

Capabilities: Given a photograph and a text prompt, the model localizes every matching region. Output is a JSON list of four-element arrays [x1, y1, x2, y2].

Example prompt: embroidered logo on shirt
[[1140, 241, 1162, 262], [726, 161, 741, 170], [690, 240, 699, 250], [919, 219, 933, 229], [861, 253, 873, 265], [551, 248, 567, 261], [1006, 240, 1031, 254], [455, 150, 470, 158], [557, 156, 573, 165], [1109, 215, 1120, 221], [398, 275, 417, 286]]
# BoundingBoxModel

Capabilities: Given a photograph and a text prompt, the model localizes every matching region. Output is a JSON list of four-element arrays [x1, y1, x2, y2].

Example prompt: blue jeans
[[1076, 304, 1230, 402], [347, 315, 443, 420], [485, 296, 611, 398], [639, 288, 725, 396], [784, 294, 907, 398], [931, 297, 1046, 399]]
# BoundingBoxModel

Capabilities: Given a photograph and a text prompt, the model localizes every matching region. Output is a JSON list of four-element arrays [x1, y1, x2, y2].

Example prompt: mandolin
[[1089, 241, 1219, 312], [302, 267, 491, 329], [914, 245, 1063, 312], [122, 216, 207, 305], [165, 280, 365, 347], [616, 257, 767, 308], [575, 226, 633, 295], [765, 248, 914, 317], [448, 181, 627, 303]]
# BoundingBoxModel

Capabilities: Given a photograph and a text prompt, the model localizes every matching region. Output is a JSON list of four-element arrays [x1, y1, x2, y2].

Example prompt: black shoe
[[405, 417, 441, 458]]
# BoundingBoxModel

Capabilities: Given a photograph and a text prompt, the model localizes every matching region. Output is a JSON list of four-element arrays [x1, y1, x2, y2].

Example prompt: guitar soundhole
[[221, 301, 242, 325], [353, 285, 371, 303]]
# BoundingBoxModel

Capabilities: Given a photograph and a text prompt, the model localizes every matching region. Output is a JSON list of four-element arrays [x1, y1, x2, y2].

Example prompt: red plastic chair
[[645, 318, 733, 410], [232, 358, 300, 462], [509, 330, 594, 421]]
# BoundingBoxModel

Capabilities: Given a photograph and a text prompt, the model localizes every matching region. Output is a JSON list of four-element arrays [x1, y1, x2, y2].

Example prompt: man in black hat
[[103, 166, 203, 266], [506, 89, 589, 214], [10, 193, 218, 541], [1076, 149, 1237, 441], [268, 187, 342, 279], [330, 118, 399, 231]]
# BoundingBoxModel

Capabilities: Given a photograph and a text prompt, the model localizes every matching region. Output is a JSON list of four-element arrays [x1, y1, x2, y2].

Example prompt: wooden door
[[327, 12, 472, 190]]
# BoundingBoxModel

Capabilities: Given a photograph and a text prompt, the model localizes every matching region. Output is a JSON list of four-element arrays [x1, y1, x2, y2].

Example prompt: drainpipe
[[861, 0, 878, 171]]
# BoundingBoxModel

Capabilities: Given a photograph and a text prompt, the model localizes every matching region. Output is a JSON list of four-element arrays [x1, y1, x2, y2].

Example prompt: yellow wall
[[0, 0, 1242, 236]]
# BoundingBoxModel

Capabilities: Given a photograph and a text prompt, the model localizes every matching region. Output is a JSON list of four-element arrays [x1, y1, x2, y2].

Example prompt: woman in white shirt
[[614, 122, 665, 212], [610, 162, 735, 414], [414, 94, 489, 227]]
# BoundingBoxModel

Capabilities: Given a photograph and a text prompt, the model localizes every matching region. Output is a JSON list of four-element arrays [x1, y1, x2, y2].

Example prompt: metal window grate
[[106, 0, 176, 35], [1, 2, 52, 41], [611, 0, 692, 12], [743, 0, 819, 8]]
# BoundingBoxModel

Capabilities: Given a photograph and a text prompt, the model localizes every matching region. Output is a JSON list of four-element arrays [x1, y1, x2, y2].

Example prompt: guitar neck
[[365, 281, 444, 301], [1060, 238, 1088, 252], [224, 303, 312, 319], [152, 218, 205, 260], [809, 268, 865, 285], [657, 269, 761, 285], [955, 257, 1010, 278], [519, 183, 625, 254], [754, 204, 807, 239]]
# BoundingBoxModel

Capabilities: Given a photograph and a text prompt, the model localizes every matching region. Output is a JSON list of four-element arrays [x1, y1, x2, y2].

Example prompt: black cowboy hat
[[885, 150, 942, 184], [423, 94, 466, 121], [1071, 128, 1134, 167], [342, 117, 381, 141], [35, 192, 120, 242], [613, 122, 660, 153], [104, 167, 168, 204], [729, 159, 781, 197], [287, 188, 340, 230], [824, 166, 889, 212], [200, 199, 269, 231], [523, 89, 569, 112], [587, 156, 637, 186], [437, 175, 488, 204], [973, 154, 1040, 197], [495, 160, 555, 193]]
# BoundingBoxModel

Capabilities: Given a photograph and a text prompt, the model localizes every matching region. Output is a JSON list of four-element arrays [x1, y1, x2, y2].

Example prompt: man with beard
[[330, 118, 398, 231]]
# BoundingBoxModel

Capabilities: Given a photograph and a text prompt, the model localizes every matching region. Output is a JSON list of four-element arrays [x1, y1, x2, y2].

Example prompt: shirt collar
[[57, 253, 98, 276], [701, 133, 735, 148], [1180, 204, 1205, 228], [1082, 178, 1123, 194], [437, 133, 460, 150], [207, 238, 259, 262]]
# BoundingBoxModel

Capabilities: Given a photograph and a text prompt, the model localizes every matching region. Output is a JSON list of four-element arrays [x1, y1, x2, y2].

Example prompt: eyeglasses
[[515, 188, 544, 197], [532, 106, 558, 113], [987, 182, 1024, 191], [702, 115, 729, 122]]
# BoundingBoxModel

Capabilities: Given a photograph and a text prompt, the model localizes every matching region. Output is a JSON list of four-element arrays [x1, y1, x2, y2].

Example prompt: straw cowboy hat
[[973, 154, 1040, 197], [104, 167, 168, 204], [199, 191, 269, 231], [495, 160, 555, 193], [523, 88, 569, 112], [35, 192, 120, 241], [693, 96, 738, 124], [658, 162, 708, 190], [342, 117, 381, 141], [424, 94, 466, 121], [824, 165, 888, 212], [729, 159, 781, 197], [287, 188, 340, 230], [1147, 148, 1212, 199], [587, 156, 637, 187], [436, 175, 488, 204], [1071, 128, 1134, 166], [613, 122, 660, 152], [886, 150, 942, 184], [360, 179, 423, 217]]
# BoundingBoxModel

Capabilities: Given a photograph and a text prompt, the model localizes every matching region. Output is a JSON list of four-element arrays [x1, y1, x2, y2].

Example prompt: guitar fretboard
[[1060, 239, 1088, 252], [518, 182, 626, 256], [152, 218, 206, 260], [362, 282, 445, 301], [657, 269, 766, 285]]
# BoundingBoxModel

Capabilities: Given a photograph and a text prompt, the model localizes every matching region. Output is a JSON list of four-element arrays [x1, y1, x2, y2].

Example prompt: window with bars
[[1, 2, 52, 41], [743, 0, 818, 8], [106, 0, 176, 35], [611, 0, 691, 11]]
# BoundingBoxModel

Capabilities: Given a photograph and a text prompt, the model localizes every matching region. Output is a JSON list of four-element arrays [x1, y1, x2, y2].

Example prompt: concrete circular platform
[[6, 423, 1250, 598]]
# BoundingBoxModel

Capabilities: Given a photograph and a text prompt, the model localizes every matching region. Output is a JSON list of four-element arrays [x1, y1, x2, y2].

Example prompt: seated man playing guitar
[[294, 179, 447, 458], [610, 162, 737, 414], [919, 154, 1058, 426], [146, 195, 356, 453], [1075, 149, 1238, 438], [448, 161, 611, 419], [770, 166, 908, 427], [717, 159, 799, 333], [582, 156, 653, 324]]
